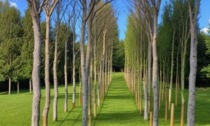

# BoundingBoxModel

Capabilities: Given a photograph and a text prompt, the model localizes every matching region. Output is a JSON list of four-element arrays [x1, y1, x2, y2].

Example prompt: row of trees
[[26, 0, 119, 126], [124, 0, 200, 126], [0, 0, 122, 126]]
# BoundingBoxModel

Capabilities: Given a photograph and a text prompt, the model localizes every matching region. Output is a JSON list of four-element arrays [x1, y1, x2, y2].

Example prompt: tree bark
[[187, 1, 199, 125], [29, 79, 32, 94], [72, 53, 76, 109], [80, 1, 87, 124], [64, 38, 68, 112], [31, 14, 42, 126], [43, 16, 51, 126], [53, 25, 58, 121], [17, 81, 19, 94], [169, 30, 175, 107], [8, 77, 11, 95], [152, 13, 159, 126], [147, 42, 152, 113]]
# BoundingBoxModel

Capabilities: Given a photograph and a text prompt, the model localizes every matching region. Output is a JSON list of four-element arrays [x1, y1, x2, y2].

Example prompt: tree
[[187, 0, 200, 125], [78, 1, 113, 125], [42, 0, 58, 126], [26, 0, 46, 125], [21, 8, 34, 93], [0, 0, 23, 95]]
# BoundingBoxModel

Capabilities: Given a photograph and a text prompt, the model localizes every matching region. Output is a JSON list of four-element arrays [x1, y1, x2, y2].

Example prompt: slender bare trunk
[[29, 79, 32, 94], [147, 42, 152, 113], [80, 3, 87, 124], [72, 53, 76, 108], [169, 31, 175, 107], [187, 2, 199, 125], [43, 16, 51, 126], [93, 37, 97, 117], [17, 81, 19, 94], [53, 27, 58, 121], [152, 14, 159, 126], [64, 37, 68, 112], [31, 16, 42, 126], [8, 77, 11, 95]]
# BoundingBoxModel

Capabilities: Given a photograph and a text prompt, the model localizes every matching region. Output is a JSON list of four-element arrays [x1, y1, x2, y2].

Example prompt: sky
[[4, 0, 210, 40]]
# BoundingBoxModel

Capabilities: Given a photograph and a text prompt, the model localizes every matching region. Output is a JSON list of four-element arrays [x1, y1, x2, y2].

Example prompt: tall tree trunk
[[152, 14, 159, 126], [43, 16, 51, 126], [31, 16, 42, 126], [8, 77, 11, 95], [169, 30, 175, 107], [93, 37, 97, 118], [80, 5, 87, 125], [180, 45, 186, 126], [187, 1, 199, 125], [144, 68, 148, 120], [29, 79, 32, 94], [147, 42, 152, 113], [53, 26, 58, 121], [72, 53, 76, 109], [64, 38, 68, 112], [17, 81, 19, 94], [175, 52, 179, 106]]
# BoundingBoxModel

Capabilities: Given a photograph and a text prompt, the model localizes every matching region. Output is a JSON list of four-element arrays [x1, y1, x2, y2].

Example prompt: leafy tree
[[0, 0, 23, 95], [112, 26, 124, 72], [19, 8, 34, 93]]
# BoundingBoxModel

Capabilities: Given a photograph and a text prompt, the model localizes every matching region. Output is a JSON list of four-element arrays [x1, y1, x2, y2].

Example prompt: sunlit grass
[[0, 72, 210, 126]]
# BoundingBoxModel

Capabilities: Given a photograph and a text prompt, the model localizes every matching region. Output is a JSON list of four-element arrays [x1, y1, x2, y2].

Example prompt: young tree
[[187, 0, 200, 125], [26, 0, 46, 125], [42, 1, 58, 126], [79, 1, 112, 125]]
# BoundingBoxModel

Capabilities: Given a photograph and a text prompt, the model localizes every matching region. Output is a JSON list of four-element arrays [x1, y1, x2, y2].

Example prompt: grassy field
[[0, 72, 210, 126]]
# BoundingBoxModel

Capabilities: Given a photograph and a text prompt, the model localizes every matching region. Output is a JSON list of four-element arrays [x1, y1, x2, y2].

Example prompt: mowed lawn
[[0, 72, 210, 126]]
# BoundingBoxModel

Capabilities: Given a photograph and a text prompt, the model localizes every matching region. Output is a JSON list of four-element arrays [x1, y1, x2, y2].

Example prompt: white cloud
[[9, 2, 17, 8], [200, 27, 209, 34], [0, 0, 18, 8]]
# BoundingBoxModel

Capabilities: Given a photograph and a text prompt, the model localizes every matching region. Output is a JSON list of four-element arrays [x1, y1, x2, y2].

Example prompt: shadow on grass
[[93, 111, 140, 126], [58, 108, 82, 126]]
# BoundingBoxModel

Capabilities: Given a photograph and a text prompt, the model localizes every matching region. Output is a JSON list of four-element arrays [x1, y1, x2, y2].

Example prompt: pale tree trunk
[[98, 62, 102, 106], [187, 1, 199, 125], [43, 16, 51, 126], [17, 81, 19, 94], [53, 26, 58, 121], [43, 1, 58, 124], [31, 16, 42, 126], [175, 54, 179, 106], [152, 13, 159, 126], [72, 53, 76, 108], [88, 63, 92, 126], [64, 38, 68, 112], [72, 12, 77, 109], [169, 30, 175, 107], [85, 16, 93, 126], [147, 42, 152, 113], [181, 43, 187, 126], [93, 36, 97, 117], [29, 79, 32, 94], [144, 67, 148, 120], [8, 77, 11, 95], [80, 3, 87, 124]]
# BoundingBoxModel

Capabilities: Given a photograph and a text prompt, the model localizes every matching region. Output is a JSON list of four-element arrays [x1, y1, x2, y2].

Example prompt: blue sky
[[6, 0, 210, 40]]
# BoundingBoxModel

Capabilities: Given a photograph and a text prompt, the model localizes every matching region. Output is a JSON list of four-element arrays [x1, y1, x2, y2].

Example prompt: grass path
[[0, 72, 210, 125], [94, 72, 147, 126]]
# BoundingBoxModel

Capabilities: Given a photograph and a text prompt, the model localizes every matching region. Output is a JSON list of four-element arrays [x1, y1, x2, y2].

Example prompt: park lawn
[[0, 84, 82, 126], [0, 72, 210, 126]]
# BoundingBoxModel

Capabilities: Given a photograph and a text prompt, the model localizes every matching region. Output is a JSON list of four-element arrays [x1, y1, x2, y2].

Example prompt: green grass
[[0, 72, 210, 126]]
